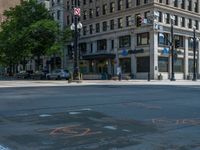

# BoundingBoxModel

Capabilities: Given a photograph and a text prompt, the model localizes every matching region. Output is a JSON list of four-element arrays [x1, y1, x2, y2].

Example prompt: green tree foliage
[[0, 0, 71, 73]]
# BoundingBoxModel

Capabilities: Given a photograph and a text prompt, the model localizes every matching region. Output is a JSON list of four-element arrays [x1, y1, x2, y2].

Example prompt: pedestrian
[[117, 66, 122, 81]]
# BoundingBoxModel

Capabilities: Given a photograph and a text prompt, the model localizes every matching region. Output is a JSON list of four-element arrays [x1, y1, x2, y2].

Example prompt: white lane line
[[0, 145, 11, 150]]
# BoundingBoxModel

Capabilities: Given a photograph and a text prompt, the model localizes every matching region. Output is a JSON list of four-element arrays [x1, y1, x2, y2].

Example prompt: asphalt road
[[0, 84, 200, 150]]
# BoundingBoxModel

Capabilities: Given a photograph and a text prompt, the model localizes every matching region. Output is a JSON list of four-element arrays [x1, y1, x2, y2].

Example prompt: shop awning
[[82, 53, 116, 60]]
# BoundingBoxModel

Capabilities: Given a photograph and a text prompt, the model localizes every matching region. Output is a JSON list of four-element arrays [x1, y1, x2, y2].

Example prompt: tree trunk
[[37, 55, 40, 71], [23, 58, 26, 70]]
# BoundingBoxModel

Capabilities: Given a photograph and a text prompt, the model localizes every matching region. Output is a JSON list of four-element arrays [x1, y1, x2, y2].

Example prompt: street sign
[[74, 7, 81, 16], [162, 48, 169, 55], [121, 49, 128, 56]]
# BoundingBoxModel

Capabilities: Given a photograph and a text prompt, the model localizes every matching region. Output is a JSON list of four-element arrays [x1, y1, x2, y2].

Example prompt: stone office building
[[50, 0, 200, 80]]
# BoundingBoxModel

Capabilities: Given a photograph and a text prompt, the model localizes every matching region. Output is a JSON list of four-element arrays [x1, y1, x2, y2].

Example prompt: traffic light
[[136, 15, 142, 27], [175, 40, 180, 48]]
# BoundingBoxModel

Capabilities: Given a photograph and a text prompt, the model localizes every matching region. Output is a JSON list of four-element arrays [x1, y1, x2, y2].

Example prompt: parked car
[[30, 71, 46, 80], [15, 71, 30, 79], [46, 69, 71, 80]]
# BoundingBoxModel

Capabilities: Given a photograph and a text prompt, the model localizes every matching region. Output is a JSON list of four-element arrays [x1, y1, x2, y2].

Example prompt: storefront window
[[137, 57, 150, 72], [158, 33, 169, 46], [174, 58, 184, 72], [120, 58, 131, 73], [158, 57, 168, 72], [188, 59, 193, 73]]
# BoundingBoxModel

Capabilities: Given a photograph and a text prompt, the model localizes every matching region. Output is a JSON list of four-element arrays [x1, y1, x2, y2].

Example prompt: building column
[[150, 30, 158, 79], [184, 36, 189, 79], [131, 33, 136, 77]]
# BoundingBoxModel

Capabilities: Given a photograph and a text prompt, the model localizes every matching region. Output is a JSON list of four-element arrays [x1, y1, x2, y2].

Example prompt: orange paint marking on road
[[49, 125, 102, 137]]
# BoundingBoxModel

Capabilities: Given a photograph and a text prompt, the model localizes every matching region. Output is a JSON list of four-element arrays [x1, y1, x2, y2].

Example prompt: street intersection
[[0, 80, 200, 150]]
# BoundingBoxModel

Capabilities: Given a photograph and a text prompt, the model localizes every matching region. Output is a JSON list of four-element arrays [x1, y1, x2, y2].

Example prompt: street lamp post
[[170, 16, 176, 81], [70, 0, 82, 80], [192, 26, 197, 81]]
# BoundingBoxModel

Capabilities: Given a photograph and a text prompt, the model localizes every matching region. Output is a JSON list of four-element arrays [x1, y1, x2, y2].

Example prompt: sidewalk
[[0, 79, 200, 88]]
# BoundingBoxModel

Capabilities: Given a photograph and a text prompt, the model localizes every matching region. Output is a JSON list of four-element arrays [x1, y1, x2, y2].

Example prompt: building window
[[165, 13, 170, 24], [189, 59, 194, 73], [136, 0, 140, 6], [118, 0, 122, 10], [110, 2, 115, 13], [194, 1, 198, 13], [96, 23, 100, 33], [174, 0, 178, 7], [181, 0, 185, 9], [158, 11, 162, 22], [126, 0, 131, 8], [144, 11, 150, 19], [67, 1, 70, 10], [188, 18, 192, 28], [144, 0, 149, 4], [158, 57, 168, 72], [83, 0, 86, 5], [102, 21, 107, 31], [97, 39, 107, 51], [67, 16, 70, 25], [120, 58, 131, 73], [181, 17, 185, 27], [89, 9, 93, 18], [166, 0, 169, 4], [137, 57, 150, 72], [79, 43, 87, 54], [119, 35, 131, 48], [111, 40, 114, 50], [195, 20, 199, 30], [158, 33, 169, 46], [57, 10, 60, 20], [96, 7, 100, 17], [103, 4, 107, 15], [89, 25, 93, 34], [137, 32, 149, 45], [174, 15, 178, 26], [118, 18, 123, 28], [110, 19, 114, 30], [188, 0, 192, 11], [83, 11, 87, 20], [126, 16, 131, 27], [174, 35, 184, 48], [90, 43, 93, 53], [174, 58, 184, 72], [83, 26, 87, 35]]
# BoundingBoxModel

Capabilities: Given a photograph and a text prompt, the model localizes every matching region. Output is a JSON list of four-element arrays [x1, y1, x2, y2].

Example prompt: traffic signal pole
[[192, 27, 197, 81], [170, 18, 176, 81]]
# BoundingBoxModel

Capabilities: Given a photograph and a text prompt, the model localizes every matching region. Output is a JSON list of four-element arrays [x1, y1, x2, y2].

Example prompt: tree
[[25, 19, 60, 70], [0, 0, 70, 74]]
